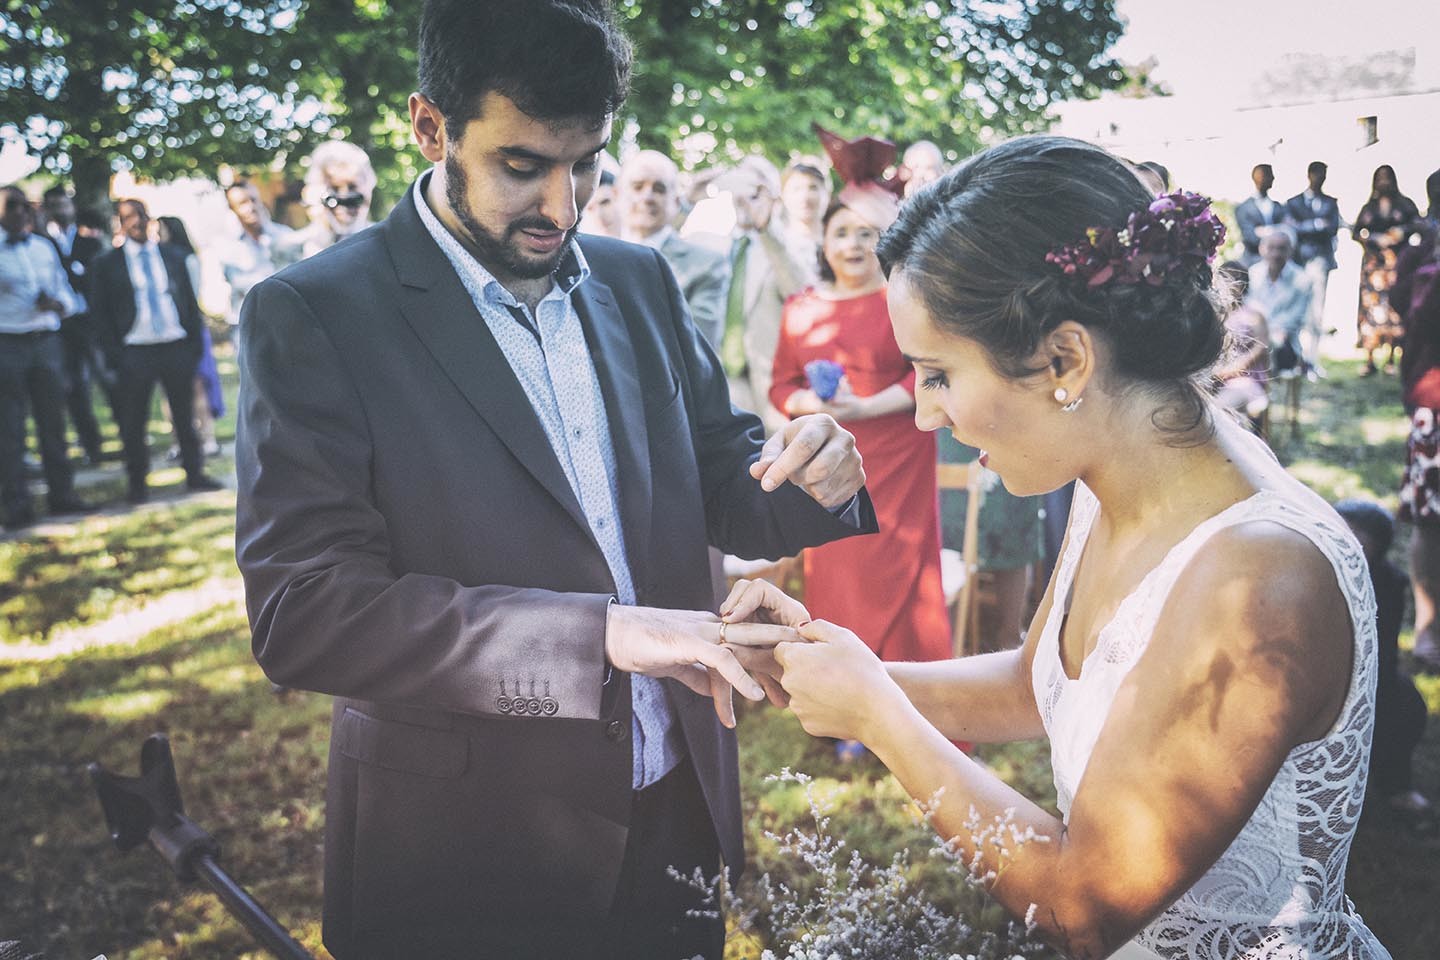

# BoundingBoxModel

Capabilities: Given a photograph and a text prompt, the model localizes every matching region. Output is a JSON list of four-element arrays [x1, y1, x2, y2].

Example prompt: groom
[[233, 1, 875, 958]]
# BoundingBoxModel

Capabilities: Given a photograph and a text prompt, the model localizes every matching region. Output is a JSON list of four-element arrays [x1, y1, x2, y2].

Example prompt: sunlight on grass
[[66, 688, 175, 721], [1287, 461, 1391, 505], [1360, 415, 1410, 445]]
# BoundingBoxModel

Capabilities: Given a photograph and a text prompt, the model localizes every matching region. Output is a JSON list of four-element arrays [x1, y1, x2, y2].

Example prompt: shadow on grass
[[0, 500, 240, 645], [0, 606, 332, 959]]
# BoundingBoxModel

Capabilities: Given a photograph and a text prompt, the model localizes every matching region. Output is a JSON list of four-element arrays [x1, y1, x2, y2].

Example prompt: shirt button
[[573, 427, 583, 438], [605, 720, 626, 742], [595, 517, 606, 528]]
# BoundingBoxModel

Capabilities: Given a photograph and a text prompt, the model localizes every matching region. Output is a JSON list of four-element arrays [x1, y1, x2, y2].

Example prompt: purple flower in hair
[[1045, 190, 1226, 290]]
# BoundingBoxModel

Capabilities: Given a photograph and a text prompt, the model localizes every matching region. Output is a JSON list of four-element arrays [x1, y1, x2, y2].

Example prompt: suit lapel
[[383, 189, 592, 538], [574, 277, 653, 585]]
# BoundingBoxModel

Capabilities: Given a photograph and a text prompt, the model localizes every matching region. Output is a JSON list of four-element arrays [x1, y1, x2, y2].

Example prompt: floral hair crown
[[1044, 190, 1226, 289]]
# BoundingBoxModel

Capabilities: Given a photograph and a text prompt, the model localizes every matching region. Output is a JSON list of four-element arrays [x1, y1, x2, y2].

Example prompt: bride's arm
[[885, 648, 1041, 742], [775, 520, 1353, 958]]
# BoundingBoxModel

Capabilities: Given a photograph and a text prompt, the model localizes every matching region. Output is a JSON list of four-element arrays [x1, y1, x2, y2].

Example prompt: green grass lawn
[[1, 354, 1436, 958]]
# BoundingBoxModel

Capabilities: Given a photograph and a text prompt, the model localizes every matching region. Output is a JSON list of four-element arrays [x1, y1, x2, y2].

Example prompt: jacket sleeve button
[[541, 697, 559, 716], [497, 696, 512, 714], [605, 720, 626, 741]]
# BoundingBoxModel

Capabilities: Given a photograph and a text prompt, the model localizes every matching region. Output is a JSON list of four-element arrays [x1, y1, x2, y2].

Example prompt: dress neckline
[[1051, 487, 1273, 682]]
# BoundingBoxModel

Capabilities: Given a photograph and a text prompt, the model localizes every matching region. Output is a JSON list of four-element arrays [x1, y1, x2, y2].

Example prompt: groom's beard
[[444, 152, 575, 280]]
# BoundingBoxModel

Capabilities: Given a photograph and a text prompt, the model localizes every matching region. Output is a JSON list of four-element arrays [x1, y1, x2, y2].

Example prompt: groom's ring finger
[[721, 623, 800, 647]]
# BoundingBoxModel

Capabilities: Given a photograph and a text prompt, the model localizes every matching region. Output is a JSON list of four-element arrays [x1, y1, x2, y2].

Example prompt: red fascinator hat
[[813, 123, 905, 231]]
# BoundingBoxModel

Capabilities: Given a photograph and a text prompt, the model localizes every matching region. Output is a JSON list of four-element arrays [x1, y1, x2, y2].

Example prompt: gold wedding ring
[[718, 621, 728, 644]]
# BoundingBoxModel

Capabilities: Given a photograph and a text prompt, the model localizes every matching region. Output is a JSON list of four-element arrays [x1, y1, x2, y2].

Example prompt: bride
[[723, 136, 1391, 959]]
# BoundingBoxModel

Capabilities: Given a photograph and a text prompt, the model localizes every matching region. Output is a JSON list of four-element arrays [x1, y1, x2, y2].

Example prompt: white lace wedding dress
[[1031, 478, 1392, 959]]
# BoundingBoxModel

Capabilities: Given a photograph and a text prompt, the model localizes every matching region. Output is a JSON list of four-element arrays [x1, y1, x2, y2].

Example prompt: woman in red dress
[[769, 193, 949, 668]]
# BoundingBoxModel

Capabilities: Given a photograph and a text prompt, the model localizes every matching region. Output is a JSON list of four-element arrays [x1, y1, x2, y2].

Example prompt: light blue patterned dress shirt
[[414, 173, 682, 789]]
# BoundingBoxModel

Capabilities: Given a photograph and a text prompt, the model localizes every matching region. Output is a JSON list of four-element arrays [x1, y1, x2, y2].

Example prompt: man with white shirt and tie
[[0, 186, 93, 529], [87, 198, 222, 504], [1235, 163, 1290, 268]]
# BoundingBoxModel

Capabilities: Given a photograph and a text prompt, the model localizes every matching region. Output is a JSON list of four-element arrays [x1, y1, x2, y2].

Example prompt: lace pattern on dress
[[1031, 482, 1391, 959]]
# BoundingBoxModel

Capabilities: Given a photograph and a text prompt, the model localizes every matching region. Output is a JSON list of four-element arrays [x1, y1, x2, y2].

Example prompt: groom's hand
[[750, 414, 865, 510], [605, 603, 766, 728]]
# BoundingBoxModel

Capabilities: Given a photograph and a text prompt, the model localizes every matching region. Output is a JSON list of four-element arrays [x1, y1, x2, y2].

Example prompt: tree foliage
[[619, 0, 1125, 168], [2, 0, 1124, 203], [1, 0, 313, 204]]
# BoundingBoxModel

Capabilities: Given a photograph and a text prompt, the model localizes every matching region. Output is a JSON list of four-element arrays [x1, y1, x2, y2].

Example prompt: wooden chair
[[936, 460, 986, 658]]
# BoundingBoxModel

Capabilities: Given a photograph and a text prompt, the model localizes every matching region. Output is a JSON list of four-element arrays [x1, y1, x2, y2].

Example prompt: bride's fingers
[[718, 578, 767, 620], [721, 578, 810, 627]]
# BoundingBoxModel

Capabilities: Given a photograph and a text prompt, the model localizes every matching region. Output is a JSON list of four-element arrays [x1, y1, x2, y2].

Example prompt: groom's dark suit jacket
[[234, 187, 875, 958]]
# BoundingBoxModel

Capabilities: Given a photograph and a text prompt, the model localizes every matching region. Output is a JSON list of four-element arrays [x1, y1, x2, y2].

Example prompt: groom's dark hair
[[418, 0, 632, 135]]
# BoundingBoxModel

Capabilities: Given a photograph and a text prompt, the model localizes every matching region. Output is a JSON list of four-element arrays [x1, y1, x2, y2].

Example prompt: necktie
[[141, 247, 168, 338], [721, 234, 750, 378]]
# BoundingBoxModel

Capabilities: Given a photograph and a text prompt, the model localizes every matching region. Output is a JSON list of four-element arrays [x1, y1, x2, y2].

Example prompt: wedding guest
[[156, 216, 223, 458], [273, 141, 376, 269], [937, 433, 1045, 651], [42, 184, 108, 464], [1392, 173, 1440, 673], [234, 2, 874, 956], [779, 156, 829, 253], [217, 180, 292, 340], [1213, 261, 1270, 429], [1353, 164, 1421, 376], [1285, 161, 1342, 376], [1245, 226, 1311, 377], [1333, 499, 1430, 816], [88, 199, 222, 503], [901, 139, 945, 198], [618, 149, 728, 346], [579, 154, 621, 238], [723, 137, 1390, 958], [721, 155, 814, 433], [769, 128, 949, 674], [0, 186, 92, 528], [1235, 162, 1288, 268]]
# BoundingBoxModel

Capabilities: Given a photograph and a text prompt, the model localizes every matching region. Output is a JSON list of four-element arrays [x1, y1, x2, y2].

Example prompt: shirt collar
[[124, 238, 158, 257], [630, 225, 674, 251], [413, 169, 589, 304]]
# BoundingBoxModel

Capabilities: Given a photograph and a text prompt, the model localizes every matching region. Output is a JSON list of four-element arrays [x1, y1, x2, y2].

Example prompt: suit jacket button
[[541, 697, 559, 716], [497, 696, 512, 714], [526, 697, 542, 715], [605, 720, 625, 741]]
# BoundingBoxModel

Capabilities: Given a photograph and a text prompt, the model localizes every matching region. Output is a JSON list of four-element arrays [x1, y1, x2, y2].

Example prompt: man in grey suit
[[234, 2, 874, 958], [619, 149, 730, 347], [720, 155, 815, 435], [1235, 163, 1289, 268]]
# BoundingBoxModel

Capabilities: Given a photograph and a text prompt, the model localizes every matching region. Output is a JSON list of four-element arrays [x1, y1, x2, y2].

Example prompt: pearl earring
[[1053, 388, 1068, 404]]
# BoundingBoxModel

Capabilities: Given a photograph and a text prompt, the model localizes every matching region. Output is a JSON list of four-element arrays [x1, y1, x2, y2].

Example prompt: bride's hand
[[716, 578, 810, 708], [720, 577, 811, 627], [774, 619, 904, 742]]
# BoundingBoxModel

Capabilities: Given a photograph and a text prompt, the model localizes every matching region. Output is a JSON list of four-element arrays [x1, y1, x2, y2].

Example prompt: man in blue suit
[[1285, 161, 1343, 376], [1235, 163, 1289, 268]]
